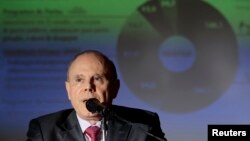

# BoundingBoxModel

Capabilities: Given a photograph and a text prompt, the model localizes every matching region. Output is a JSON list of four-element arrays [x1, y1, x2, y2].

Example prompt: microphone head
[[86, 98, 103, 113]]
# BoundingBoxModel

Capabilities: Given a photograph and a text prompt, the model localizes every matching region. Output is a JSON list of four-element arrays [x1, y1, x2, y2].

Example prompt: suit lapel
[[107, 118, 132, 141], [58, 110, 85, 141]]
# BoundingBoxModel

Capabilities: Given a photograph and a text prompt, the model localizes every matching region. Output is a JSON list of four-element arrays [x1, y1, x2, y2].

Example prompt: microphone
[[86, 98, 107, 115], [85, 98, 167, 141], [86, 98, 109, 141]]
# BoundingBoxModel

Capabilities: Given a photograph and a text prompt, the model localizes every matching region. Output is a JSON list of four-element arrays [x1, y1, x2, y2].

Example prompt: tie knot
[[85, 126, 100, 141]]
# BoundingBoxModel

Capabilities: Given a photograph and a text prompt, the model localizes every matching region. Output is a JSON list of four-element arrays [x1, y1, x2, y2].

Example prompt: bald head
[[66, 50, 118, 81]]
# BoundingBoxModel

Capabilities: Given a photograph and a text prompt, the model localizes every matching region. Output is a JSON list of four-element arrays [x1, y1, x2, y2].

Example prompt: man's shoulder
[[32, 108, 75, 123], [111, 105, 156, 115], [111, 105, 159, 124]]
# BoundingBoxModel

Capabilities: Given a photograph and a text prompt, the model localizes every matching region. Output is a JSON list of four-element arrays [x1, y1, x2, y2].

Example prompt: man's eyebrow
[[73, 74, 84, 78], [94, 73, 107, 78], [94, 73, 103, 76]]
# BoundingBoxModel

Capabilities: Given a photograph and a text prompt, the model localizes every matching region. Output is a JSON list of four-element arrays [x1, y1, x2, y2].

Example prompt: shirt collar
[[76, 114, 101, 133]]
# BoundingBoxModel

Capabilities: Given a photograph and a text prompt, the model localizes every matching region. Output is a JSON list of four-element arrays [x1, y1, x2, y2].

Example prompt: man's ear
[[65, 81, 71, 100]]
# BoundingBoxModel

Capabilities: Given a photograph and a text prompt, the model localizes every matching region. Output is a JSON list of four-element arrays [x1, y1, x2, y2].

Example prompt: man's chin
[[86, 112, 102, 120]]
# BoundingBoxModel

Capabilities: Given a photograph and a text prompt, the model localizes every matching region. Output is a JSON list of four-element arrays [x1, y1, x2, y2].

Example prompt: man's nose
[[84, 79, 94, 92]]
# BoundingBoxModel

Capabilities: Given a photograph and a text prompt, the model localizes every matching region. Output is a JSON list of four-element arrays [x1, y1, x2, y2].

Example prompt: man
[[26, 50, 167, 141]]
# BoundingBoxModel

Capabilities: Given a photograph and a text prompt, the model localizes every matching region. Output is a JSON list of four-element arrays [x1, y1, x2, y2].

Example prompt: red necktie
[[85, 126, 100, 141]]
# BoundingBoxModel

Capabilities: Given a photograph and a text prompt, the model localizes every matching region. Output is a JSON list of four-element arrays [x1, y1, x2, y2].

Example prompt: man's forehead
[[73, 73, 104, 78], [75, 53, 105, 63], [69, 54, 107, 72]]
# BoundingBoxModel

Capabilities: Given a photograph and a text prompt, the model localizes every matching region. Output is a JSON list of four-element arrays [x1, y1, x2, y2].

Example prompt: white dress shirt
[[76, 114, 102, 141]]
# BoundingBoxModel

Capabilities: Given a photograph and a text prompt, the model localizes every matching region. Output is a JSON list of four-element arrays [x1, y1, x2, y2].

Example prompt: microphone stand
[[85, 98, 166, 141], [101, 109, 108, 141]]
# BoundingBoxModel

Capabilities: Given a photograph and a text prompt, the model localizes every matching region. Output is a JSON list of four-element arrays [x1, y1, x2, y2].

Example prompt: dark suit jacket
[[26, 105, 167, 141]]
